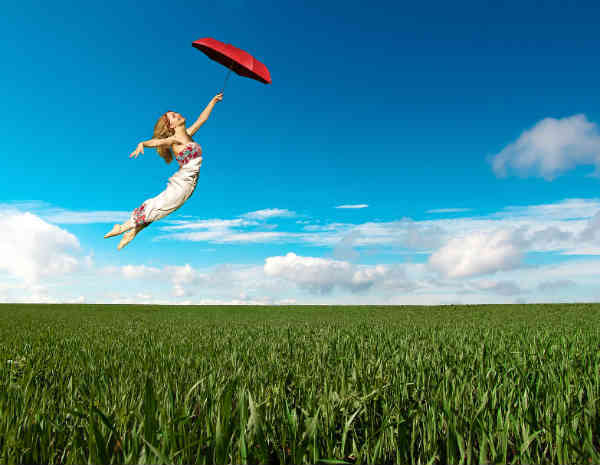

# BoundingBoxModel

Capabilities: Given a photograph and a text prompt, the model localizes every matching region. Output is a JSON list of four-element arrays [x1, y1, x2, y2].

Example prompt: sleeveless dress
[[129, 141, 203, 227]]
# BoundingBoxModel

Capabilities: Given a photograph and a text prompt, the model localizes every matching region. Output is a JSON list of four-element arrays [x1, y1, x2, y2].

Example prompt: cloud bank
[[3, 197, 600, 304]]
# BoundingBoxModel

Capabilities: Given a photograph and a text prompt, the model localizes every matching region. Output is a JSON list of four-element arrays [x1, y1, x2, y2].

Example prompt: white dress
[[130, 141, 202, 227]]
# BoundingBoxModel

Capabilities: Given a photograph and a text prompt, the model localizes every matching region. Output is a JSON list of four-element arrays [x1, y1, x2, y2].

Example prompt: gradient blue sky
[[2, 0, 600, 304]]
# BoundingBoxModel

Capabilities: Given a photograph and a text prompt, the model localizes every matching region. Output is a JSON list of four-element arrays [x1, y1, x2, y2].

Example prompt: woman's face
[[167, 111, 185, 129]]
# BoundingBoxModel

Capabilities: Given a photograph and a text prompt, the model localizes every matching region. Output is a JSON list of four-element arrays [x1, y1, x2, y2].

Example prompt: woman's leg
[[113, 171, 194, 248], [106, 198, 149, 240]]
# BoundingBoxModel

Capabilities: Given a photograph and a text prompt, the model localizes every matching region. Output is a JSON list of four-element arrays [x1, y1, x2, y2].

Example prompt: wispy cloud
[[43, 209, 131, 224], [160, 218, 257, 231], [427, 208, 472, 214], [0, 201, 130, 224], [490, 198, 600, 220], [335, 204, 368, 209], [163, 231, 293, 244], [241, 208, 295, 220], [156, 214, 308, 243], [157, 209, 296, 241], [153, 198, 600, 258], [537, 279, 576, 292]]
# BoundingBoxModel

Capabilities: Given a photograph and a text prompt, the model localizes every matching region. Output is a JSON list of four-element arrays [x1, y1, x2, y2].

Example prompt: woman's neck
[[174, 126, 188, 138]]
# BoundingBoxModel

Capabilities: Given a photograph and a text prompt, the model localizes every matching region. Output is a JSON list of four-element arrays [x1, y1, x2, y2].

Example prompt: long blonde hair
[[153, 111, 175, 163]]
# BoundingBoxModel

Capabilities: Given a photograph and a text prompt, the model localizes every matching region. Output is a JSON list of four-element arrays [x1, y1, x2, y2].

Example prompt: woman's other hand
[[130, 142, 144, 158], [213, 92, 224, 103]]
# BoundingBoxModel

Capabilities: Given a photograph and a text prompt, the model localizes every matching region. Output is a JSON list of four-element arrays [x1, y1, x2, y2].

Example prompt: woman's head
[[165, 111, 185, 129], [153, 110, 184, 163]]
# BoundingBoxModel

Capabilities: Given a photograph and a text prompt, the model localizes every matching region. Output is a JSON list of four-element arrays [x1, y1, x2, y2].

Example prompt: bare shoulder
[[171, 137, 196, 155]]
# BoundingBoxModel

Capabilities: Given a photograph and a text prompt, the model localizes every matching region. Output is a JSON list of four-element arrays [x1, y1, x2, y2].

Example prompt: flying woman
[[104, 92, 223, 249]]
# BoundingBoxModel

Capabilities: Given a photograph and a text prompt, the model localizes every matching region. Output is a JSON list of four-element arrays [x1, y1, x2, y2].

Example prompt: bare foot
[[117, 228, 137, 250], [104, 221, 133, 238]]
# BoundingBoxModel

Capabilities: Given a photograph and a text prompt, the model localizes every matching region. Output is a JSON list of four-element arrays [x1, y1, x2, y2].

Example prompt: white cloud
[[135, 258, 417, 301], [428, 229, 525, 278], [0, 212, 81, 283], [578, 210, 600, 241], [354, 220, 446, 250], [165, 264, 198, 285], [562, 247, 600, 255], [264, 252, 388, 294], [173, 284, 188, 297], [241, 209, 295, 219], [332, 230, 361, 261], [216, 232, 287, 243], [186, 298, 274, 305], [160, 218, 256, 231], [468, 279, 524, 296], [101, 264, 162, 279], [162, 263, 272, 298], [157, 215, 297, 244], [427, 208, 472, 213], [166, 264, 202, 298], [158, 230, 226, 242], [335, 204, 368, 209], [0, 292, 86, 304], [106, 295, 172, 305], [302, 222, 350, 232], [43, 209, 131, 224], [163, 231, 291, 243], [301, 220, 444, 249], [153, 199, 600, 257], [537, 280, 576, 292], [0, 202, 131, 224], [490, 114, 600, 180], [121, 265, 161, 279], [492, 198, 600, 221], [3, 250, 598, 305], [6, 196, 600, 305]]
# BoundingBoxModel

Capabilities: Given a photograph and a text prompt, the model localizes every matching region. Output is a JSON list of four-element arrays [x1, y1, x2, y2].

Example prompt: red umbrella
[[192, 37, 271, 93]]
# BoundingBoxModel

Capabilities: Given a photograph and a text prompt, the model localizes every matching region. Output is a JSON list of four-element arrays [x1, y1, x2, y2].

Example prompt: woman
[[104, 92, 223, 249]]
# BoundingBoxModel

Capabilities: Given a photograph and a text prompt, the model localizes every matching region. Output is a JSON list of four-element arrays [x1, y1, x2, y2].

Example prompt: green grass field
[[0, 303, 598, 464]]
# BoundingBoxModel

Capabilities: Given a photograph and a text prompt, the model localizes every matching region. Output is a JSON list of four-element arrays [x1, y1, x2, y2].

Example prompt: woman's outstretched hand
[[130, 142, 144, 159], [212, 92, 224, 103]]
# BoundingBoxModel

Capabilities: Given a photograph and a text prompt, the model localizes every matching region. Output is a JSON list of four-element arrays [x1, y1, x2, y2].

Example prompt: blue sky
[[2, 0, 600, 304]]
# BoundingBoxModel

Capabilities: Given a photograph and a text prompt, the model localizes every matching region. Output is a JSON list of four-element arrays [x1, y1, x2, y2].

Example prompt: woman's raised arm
[[186, 93, 223, 136], [130, 137, 177, 158]]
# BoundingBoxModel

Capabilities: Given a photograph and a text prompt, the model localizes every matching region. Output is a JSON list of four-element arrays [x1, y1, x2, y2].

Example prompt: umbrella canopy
[[192, 37, 271, 84]]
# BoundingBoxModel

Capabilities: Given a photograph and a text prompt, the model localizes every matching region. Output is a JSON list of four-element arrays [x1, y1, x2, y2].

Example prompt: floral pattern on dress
[[175, 142, 202, 167], [132, 203, 146, 225]]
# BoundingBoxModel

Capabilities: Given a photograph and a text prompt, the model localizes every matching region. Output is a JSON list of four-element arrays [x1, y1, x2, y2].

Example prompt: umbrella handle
[[221, 68, 232, 94]]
